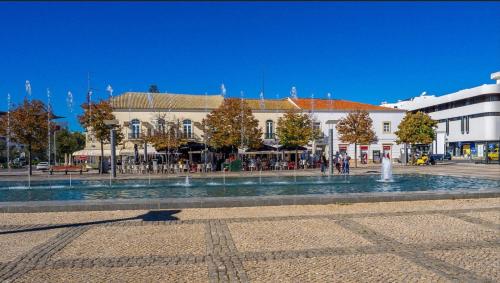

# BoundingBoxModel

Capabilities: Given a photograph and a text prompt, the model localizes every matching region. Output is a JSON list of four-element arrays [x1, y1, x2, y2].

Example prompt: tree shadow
[[0, 209, 181, 235]]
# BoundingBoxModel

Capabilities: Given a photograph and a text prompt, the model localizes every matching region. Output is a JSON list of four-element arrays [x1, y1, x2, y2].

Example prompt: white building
[[290, 98, 406, 163], [382, 71, 500, 160]]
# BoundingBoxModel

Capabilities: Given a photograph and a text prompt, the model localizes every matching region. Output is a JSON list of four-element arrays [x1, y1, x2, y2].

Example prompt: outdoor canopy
[[241, 144, 279, 155]]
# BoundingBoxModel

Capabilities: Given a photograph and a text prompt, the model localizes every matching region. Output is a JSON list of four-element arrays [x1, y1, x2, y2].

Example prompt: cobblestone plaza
[[0, 198, 498, 282]]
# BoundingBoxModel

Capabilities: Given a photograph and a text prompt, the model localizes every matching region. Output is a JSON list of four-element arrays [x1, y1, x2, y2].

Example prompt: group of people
[[319, 151, 351, 175]]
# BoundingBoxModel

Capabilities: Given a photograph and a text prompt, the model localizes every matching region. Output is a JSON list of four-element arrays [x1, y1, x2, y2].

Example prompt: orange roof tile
[[291, 98, 402, 111], [244, 99, 298, 110]]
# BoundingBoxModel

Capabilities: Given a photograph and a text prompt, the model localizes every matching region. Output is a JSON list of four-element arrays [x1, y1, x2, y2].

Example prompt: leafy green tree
[[148, 84, 160, 93], [336, 110, 377, 167], [0, 99, 49, 175], [395, 111, 437, 160], [202, 98, 262, 153], [55, 129, 85, 165], [78, 100, 123, 173], [276, 109, 319, 167], [146, 116, 187, 167]]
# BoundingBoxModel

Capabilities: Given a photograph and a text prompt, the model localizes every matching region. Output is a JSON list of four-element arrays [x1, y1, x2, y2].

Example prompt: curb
[[1, 190, 498, 213]]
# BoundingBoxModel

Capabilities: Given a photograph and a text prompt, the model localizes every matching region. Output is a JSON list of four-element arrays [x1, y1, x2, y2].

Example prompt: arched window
[[157, 118, 165, 134], [183, 119, 192, 139], [265, 120, 274, 139], [131, 119, 140, 139]]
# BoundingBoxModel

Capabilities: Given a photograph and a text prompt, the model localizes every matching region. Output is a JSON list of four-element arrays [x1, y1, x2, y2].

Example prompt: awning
[[242, 144, 279, 155], [73, 149, 111, 157], [240, 151, 280, 155], [278, 145, 308, 152], [179, 142, 210, 152], [119, 145, 158, 156]]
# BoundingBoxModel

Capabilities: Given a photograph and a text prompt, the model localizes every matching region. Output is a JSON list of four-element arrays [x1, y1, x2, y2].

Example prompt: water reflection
[[0, 174, 498, 202]]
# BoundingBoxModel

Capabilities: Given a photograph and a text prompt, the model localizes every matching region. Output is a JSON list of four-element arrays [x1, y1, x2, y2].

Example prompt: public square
[[0, 197, 498, 282], [1, 2, 500, 282]]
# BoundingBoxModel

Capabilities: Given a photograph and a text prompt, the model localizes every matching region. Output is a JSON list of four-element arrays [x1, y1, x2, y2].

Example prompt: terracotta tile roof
[[111, 92, 224, 110], [291, 98, 402, 111], [244, 99, 298, 110]]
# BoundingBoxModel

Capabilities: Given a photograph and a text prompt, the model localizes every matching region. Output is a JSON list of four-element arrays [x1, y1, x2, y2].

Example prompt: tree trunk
[[295, 149, 298, 169], [354, 143, 358, 168], [28, 142, 32, 176], [100, 140, 104, 174], [166, 148, 169, 173]]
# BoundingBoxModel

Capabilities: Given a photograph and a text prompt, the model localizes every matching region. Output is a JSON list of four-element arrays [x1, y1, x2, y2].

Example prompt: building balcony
[[264, 133, 276, 140], [128, 132, 145, 140]]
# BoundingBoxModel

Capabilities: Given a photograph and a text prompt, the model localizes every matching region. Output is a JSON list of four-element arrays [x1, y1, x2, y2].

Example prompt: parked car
[[429, 153, 452, 161], [488, 147, 499, 161], [416, 154, 436, 165], [36, 162, 50, 170]]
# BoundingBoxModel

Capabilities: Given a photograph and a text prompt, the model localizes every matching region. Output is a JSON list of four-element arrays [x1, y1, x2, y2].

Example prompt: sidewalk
[[0, 198, 498, 282]]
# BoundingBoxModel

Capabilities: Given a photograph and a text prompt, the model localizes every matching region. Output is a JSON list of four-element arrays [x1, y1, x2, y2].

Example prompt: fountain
[[380, 154, 393, 182], [185, 175, 191, 186]]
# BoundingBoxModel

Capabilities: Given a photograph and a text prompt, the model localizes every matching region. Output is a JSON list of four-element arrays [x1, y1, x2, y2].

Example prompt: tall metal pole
[[7, 93, 10, 171], [329, 128, 334, 175], [53, 130, 57, 166], [47, 89, 51, 166], [110, 128, 116, 178]]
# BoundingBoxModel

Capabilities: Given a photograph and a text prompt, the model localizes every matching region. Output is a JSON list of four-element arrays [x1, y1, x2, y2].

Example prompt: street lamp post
[[53, 125, 60, 166], [326, 120, 339, 175], [104, 120, 119, 178]]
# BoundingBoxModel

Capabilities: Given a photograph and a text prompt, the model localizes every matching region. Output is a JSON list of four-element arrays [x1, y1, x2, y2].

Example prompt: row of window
[[443, 116, 470, 136], [128, 119, 394, 140], [414, 93, 500, 114], [439, 112, 500, 136], [129, 119, 193, 139]]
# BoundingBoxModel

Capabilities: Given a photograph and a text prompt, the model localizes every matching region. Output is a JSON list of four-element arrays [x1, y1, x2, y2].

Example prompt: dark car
[[429, 153, 452, 161]]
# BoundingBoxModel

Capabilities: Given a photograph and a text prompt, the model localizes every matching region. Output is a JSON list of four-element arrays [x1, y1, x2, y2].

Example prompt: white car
[[36, 162, 50, 170]]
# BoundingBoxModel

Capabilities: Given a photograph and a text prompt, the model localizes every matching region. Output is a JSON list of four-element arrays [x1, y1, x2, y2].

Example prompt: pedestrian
[[335, 156, 341, 174], [344, 153, 350, 174], [320, 154, 327, 175]]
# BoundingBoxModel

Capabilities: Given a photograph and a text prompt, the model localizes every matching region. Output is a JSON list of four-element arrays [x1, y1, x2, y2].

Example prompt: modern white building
[[382, 71, 500, 160]]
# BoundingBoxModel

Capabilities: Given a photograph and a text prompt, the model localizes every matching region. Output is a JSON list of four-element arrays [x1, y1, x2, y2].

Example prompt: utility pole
[[6, 93, 10, 171], [47, 88, 51, 167]]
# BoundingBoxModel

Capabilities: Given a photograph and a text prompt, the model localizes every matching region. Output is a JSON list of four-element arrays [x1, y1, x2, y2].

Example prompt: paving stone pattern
[[0, 205, 498, 282]]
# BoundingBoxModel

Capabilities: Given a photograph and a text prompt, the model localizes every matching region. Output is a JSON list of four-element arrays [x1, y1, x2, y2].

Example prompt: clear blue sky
[[1, 2, 499, 131]]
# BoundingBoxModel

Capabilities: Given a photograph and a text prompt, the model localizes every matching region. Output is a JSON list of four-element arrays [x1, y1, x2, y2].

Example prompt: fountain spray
[[220, 83, 226, 98], [106, 85, 114, 99], [290, 86, 297, 99], [25, 82, 31, 188], [25, 80, 32, 100]]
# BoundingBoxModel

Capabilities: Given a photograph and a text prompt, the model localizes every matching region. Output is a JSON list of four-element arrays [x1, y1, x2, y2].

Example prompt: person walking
[[343, 153, 350, 174], [320, 154, 327, 175]]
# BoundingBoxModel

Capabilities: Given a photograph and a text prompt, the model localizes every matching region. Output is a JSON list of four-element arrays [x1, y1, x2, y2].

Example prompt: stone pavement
[[0, 198, 498, 282]]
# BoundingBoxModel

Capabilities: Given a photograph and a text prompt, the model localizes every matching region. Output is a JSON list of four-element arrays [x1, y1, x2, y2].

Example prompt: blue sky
[[1, 2, 499, 131]]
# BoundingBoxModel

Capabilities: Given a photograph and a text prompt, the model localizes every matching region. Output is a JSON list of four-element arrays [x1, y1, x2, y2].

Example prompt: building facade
[[79, 92, 407, 164], [81, 92, 298, 160], [290, 98, 406, 163], [381, 71, 500, 160]]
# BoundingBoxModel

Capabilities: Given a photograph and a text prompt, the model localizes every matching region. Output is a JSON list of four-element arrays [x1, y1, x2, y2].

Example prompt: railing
[[128, 132, 143, 140], [264, 133, 275, 140]]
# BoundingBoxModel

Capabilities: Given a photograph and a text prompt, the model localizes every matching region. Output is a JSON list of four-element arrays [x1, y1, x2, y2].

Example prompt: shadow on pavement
[[0, 210, 181, 235]]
